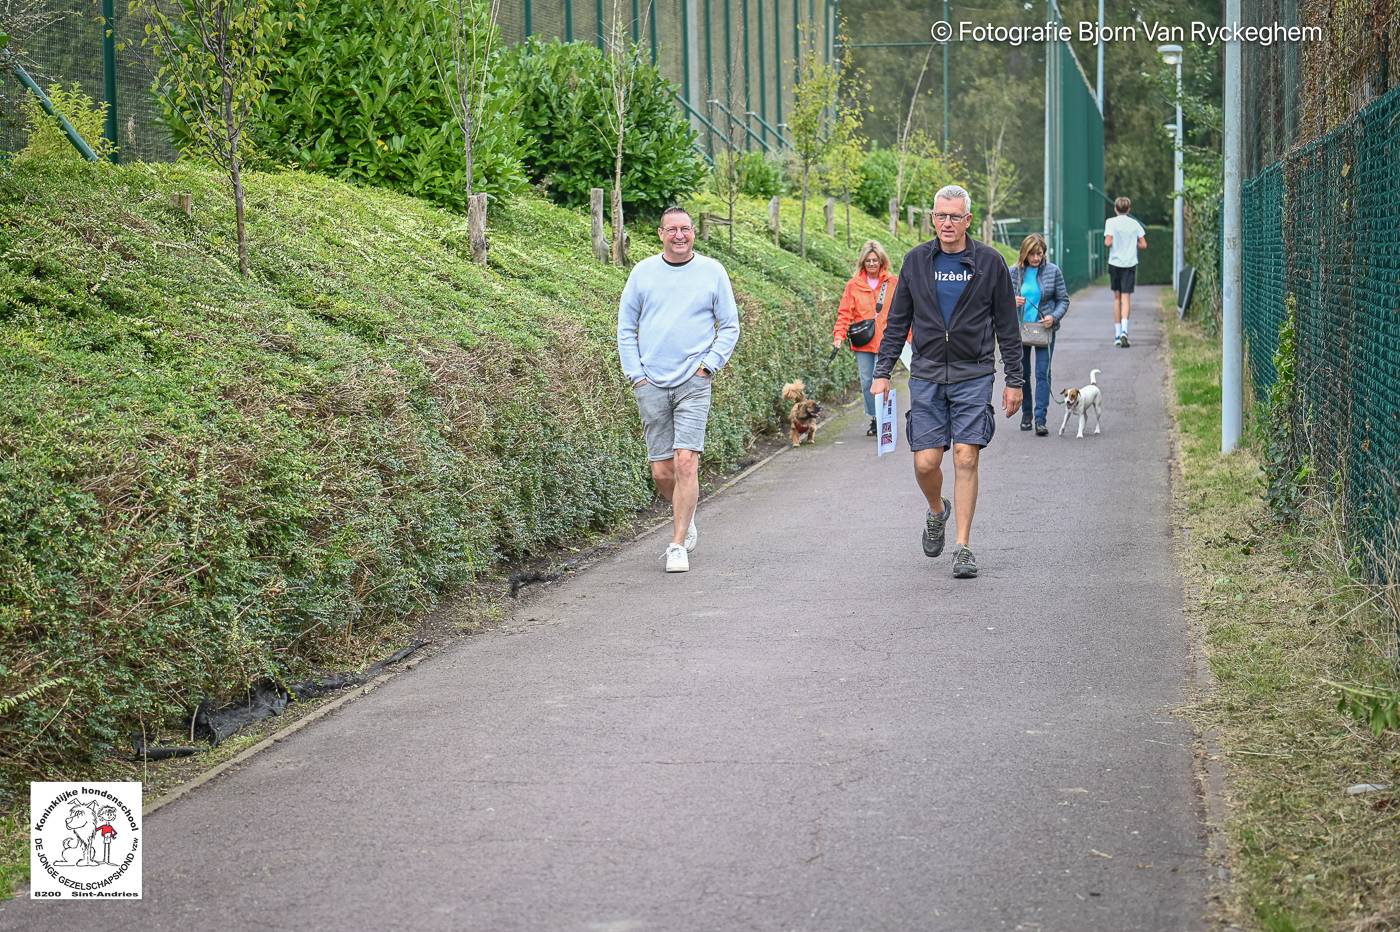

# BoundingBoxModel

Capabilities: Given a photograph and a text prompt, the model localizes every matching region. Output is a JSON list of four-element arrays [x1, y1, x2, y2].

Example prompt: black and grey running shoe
[[922, 498, 951, 558], [952, 546, 979, 579]]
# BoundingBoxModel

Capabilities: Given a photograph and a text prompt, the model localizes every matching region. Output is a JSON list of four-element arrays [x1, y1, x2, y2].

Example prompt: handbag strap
[[874, 280, 889, 313]]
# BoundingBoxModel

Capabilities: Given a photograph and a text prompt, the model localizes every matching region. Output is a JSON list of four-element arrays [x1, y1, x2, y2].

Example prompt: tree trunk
[[468, 193, 488, 265], [590, 188, 609, 262], [845, 193, 851, 249], [769, 196, 781, 247], [888, 197, 898, 236], [799, 165, 809, 257], [222, 67, 248, 278], [611, 184, 627, 266]]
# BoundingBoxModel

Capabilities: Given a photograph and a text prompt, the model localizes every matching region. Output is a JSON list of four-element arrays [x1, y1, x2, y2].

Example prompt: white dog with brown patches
[[1055, 368, 1103, 438]]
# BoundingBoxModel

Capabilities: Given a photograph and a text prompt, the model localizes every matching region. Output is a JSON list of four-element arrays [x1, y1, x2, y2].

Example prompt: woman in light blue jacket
[[1008, 234, 1070, 435]]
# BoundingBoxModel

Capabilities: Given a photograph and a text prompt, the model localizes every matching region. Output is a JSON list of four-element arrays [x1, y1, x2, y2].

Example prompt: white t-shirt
[[1104, 214, 1147, 268]]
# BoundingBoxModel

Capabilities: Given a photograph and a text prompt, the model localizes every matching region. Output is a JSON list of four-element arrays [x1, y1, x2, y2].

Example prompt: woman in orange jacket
[[833, 240, 900, 436]]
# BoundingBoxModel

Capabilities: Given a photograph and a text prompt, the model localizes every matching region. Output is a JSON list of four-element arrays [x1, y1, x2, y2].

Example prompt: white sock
[[1115, 323, 1123, 337], [1122, 320, 1130, 335]]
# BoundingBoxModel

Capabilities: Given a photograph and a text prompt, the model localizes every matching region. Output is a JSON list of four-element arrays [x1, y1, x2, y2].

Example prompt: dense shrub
[[0, 161, 917, 802], [17, 84, 113, 162], [210, 0, 529, 208], [737, 151, 784, 198], [501, 38, 707, 217], [853, 143, 966, 217]]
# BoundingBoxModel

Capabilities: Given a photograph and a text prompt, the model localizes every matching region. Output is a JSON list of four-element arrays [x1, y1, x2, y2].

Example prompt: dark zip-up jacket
[[873, 235, 1024, 388]]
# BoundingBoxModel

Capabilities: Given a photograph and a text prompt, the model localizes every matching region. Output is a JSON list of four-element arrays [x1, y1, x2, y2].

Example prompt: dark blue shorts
[[906, 374, 996, 451]]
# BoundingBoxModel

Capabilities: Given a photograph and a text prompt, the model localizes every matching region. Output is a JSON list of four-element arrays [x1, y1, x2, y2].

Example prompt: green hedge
[[1137, 224, 1173, 285], [0, 161, 917, 799]]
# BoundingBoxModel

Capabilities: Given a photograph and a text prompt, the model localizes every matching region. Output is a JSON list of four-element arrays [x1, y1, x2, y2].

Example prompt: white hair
[[935, 184, 973, 215]]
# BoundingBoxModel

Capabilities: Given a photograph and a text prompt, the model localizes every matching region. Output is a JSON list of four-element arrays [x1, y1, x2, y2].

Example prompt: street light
[[1158, 43, 1184, 293]]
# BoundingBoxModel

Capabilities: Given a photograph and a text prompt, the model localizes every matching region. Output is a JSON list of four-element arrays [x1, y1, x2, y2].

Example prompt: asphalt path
[[5, 285, 1210, 931]]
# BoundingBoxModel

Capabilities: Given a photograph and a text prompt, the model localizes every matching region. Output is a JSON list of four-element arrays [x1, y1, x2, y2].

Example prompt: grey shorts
[[906, 374, 996, 451], [633, 375, 714, 461]]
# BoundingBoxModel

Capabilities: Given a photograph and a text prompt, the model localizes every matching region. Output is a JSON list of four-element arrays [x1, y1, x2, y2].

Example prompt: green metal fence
[[1042, 28, 1105, 294], [496, 0, 832, 157], [1242, 85, 1400, 574], [2, 0, 829, 162]]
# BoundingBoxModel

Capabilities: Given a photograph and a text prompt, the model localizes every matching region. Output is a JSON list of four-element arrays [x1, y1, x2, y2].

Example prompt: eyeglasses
[[661, 226, 694, 235], [932, 212, 968, 224]]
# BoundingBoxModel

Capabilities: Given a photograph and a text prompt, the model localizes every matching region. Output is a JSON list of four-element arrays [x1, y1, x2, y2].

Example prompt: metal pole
[[1043, 9, 1052, 247], [1221, 0, 1243, 454], [942, 0, 949, 151], [1173, 58, 1185, 293], [102, 0, 118, 160], [772, 0, 781, 141], [1095, 0, 1103, 111], [649, 0, 658, 64], [524, 0, 533, 35], [757, 0, 767, 147], [4, 54, 99, 161]]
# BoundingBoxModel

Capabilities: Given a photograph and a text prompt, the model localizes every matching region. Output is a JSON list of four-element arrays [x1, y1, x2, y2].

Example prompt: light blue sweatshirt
[[617, 253, 741, 389]]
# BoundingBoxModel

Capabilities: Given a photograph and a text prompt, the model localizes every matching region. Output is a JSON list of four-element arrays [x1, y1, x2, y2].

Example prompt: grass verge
[[1166, 298, 1400, 930]]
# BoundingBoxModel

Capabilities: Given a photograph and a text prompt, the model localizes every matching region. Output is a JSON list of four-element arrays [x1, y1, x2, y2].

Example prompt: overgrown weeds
[[1167, 301, 1400, 930]]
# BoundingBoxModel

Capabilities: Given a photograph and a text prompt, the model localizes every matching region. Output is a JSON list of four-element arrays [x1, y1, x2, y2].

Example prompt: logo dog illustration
[[52, 799, 118, 867]]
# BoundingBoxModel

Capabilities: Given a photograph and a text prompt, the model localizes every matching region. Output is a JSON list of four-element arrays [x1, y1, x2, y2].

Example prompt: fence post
[[888, 197, 898, 235], [824, 197, 835, 236], [769, 195, 780, 246], [920, 208, 932, 238], [907, 205, 916, 233], [468, 193, 488, 266], [590, 188, 609, 262]]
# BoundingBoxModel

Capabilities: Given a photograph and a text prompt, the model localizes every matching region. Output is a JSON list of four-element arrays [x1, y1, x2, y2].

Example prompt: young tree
[[598, 2, 648, 265], [894, 44, 934, 211], [434, 0, 501, 203], [819, 24, 868, 250], [137, 0, 286, 277], [965, 77, 1022, 245], [789, 27, 839, 257]]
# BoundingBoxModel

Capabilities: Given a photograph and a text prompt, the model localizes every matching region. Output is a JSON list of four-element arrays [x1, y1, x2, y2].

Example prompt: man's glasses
[[662, 226, 694, 235], [931, 212, 968, 224]]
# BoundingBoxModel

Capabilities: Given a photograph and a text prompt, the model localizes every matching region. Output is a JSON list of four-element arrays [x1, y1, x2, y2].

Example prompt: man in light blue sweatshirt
[[618, 206, 741, 573]]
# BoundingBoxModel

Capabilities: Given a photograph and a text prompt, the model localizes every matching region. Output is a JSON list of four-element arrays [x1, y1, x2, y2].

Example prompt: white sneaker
[[684, 520, 698, 553], [664, 543, 689, 573]]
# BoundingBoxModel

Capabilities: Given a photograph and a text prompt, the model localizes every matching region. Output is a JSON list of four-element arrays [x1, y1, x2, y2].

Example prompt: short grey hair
[[935, 184, 973, 215]]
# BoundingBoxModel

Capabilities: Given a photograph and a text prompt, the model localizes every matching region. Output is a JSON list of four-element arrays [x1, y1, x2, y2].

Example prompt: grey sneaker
[[1119, 333, 1131, 348], [684, 520, 697, 553], [922, 498, 951, 557], [952, 546, 979, 579]]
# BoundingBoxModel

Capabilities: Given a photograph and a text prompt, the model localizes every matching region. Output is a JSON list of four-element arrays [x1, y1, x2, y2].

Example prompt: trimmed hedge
[[0, 161, 917, 800]]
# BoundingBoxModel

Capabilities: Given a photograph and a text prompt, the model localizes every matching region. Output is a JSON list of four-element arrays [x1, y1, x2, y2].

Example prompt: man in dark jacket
[[870, 184, 1024, 579]]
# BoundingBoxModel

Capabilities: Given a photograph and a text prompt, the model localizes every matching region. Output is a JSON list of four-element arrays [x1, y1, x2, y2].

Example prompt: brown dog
[[782, 379, 822, 447]]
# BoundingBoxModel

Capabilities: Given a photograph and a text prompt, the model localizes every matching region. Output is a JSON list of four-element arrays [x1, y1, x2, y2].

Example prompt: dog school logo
[[30, 782, 142, 899]]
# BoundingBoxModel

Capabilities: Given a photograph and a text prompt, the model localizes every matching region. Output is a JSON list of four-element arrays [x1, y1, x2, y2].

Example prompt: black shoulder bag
[[846, 281, 888, 348]]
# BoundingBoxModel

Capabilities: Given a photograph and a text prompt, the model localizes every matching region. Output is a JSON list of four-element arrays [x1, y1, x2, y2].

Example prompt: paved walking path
[[5, 286, 1210, 931]]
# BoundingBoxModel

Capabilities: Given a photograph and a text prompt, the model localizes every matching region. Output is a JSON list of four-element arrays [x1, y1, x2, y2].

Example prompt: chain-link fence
[[1238, 0, 1399, 576], [0, 0, 174, 161], [1242, 85, 1400, 575], [497, 0, 833, 158], [1042, 27, 1105, 294], [1, 0, 830, 162]]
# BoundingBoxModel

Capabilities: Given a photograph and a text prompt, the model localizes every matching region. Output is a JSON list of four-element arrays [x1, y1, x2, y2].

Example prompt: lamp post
[[1158, 43, 1184, 293]]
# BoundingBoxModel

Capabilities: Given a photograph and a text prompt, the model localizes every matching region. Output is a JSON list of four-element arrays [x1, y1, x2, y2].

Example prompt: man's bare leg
[[951, 443, 980, 546], [913, 448, 946, 512], [668, 449, 700, 546]]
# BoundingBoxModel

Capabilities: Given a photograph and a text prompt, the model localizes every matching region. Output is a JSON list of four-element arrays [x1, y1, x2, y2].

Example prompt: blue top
[[1020, 266, 1041, 322], [931, 249, 972, 326]]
